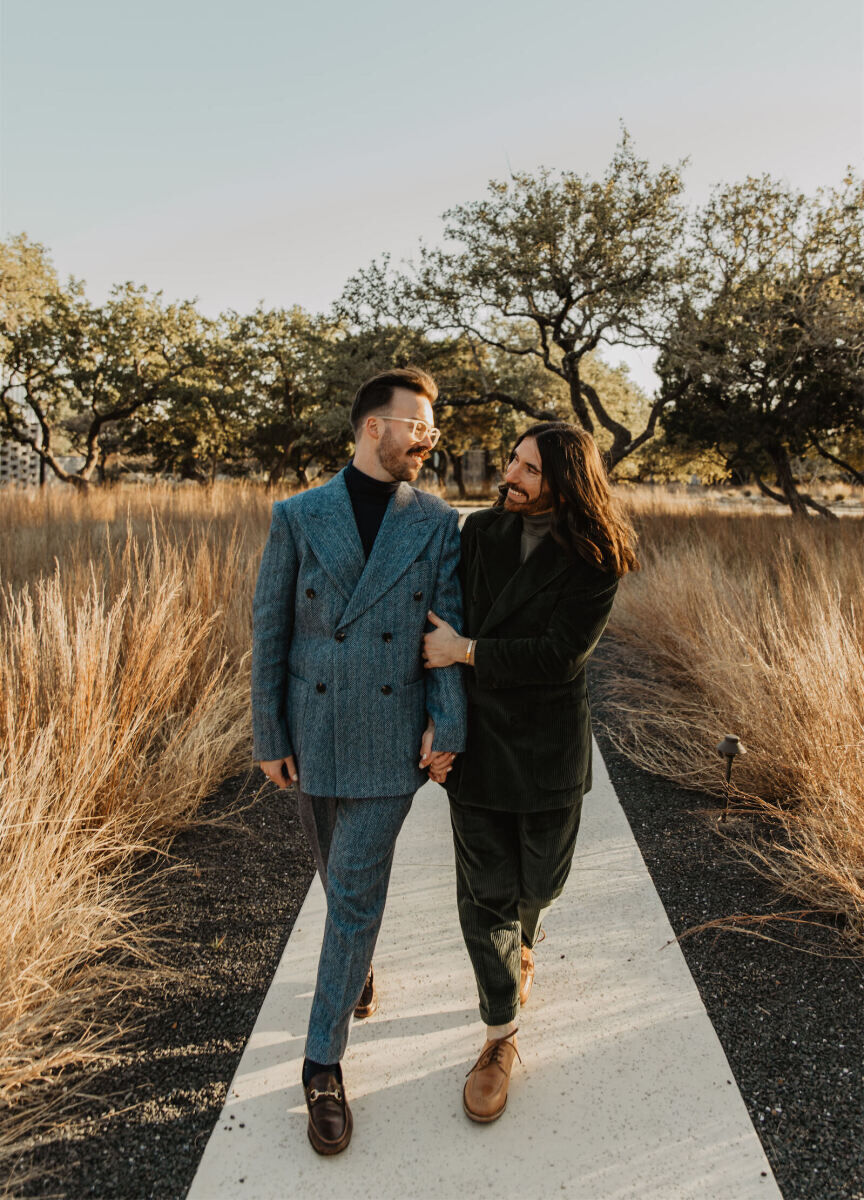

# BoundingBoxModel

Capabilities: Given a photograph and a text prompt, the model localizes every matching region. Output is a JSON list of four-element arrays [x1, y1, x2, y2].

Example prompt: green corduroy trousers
[[449, 799, 583, 1025]]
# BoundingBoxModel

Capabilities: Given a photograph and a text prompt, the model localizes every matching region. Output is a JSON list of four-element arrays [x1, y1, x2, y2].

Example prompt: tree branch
[[439, 391, 558, 421], [579, 378, 632, 460], [810, 438, 864, 485], [800, 492, 839, 519], [753, 473, 788, 506]]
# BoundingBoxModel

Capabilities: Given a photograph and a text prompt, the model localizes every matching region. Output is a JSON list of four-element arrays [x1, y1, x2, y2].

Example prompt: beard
[[378, 428, 428, 481], [503, 483, 553, 515]]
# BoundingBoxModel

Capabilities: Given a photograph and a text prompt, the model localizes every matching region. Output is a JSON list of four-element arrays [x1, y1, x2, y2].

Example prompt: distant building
[[0, 382, 42, 486]]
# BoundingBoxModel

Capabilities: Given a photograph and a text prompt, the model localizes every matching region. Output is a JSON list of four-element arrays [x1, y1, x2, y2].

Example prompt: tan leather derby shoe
[[354, 965, 377, 1018], [463, 1032, 521, 1123], [519, 945, 535, 1006]]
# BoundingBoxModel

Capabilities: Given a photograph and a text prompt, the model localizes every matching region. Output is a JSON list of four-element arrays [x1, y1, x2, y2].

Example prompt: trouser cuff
[[481, 1005, 520, 1026]]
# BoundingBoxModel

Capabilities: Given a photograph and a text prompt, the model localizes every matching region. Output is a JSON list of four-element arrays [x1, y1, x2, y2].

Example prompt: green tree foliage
[[0, 237, 209, 488], [235, 307, 351, 486], [0, 235, 60, 328], [340, 132, 689, 468], [659, 174, 864, 515], [121, 306, 349, 485]]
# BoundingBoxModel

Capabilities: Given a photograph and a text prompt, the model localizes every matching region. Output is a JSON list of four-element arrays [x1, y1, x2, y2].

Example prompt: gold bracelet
[[464, 638, 475, 664]]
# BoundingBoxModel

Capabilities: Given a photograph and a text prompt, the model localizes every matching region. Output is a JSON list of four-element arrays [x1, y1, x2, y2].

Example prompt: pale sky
[[1, 0, 862, 392]]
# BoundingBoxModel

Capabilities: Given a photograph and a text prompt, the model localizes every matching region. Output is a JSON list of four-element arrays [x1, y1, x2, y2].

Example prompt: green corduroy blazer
[[446, 506, 618, 812]]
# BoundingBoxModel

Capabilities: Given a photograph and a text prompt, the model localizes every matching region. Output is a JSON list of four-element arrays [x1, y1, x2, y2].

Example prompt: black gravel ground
[[10, 669, 864, 1200]]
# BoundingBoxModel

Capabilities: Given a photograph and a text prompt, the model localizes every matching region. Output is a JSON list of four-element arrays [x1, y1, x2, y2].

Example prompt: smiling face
[[503, 436, 554, 515], [369, 387, 436, 482]]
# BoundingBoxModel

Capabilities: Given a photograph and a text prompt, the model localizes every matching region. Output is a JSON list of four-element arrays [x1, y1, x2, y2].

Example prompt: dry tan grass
[[602, 488, 864, 944], [0, 482, 287, 1168]]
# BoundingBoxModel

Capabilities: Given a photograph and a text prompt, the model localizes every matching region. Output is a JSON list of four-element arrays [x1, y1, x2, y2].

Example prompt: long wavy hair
[[499, 422, 639, 577]]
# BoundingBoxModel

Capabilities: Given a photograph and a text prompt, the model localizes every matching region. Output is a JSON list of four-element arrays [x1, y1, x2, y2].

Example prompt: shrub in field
[[601, 492, 864, 943]]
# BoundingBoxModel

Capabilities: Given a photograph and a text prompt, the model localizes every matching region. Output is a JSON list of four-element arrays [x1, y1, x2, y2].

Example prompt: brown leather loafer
[[354, 966, 377, 1019], [305, 1069, 353, 1155], [463, 1031, 521, 1123], [519, 945, 535, 1006]]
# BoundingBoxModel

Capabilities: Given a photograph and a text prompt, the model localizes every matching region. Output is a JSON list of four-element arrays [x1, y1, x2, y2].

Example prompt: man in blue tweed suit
[[251, 367, 466, 1155]]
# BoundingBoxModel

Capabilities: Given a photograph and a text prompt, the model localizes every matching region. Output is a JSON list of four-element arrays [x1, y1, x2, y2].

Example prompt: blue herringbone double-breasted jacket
[[251, 468, 466, 798]]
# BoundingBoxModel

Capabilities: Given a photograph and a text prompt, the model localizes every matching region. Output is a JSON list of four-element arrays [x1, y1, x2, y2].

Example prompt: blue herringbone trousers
[[298, 789, 414, 1064]]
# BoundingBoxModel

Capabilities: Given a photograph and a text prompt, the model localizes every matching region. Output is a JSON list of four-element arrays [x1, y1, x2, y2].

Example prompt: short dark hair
[[350, 367, 438, 433]]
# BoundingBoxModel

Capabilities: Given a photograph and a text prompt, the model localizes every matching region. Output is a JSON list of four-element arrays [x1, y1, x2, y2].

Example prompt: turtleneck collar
[[520, 510, 554, 533], [519, 509, 554, 563], [344, 460, 400, 498]]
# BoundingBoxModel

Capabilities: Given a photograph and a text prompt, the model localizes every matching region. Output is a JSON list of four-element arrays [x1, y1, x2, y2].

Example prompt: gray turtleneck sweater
[[520, 511, 554, 562]]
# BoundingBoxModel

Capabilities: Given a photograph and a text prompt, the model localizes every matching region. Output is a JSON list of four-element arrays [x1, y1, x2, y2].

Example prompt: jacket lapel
[[339, 482, 434, 627], [475, 511, 521, 604], [477, 514, 570, 636], [304, 470, 366, 601]]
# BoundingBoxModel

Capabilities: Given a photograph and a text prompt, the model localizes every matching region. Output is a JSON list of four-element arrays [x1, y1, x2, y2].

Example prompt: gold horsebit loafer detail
[[304, 1071, 353, 1155]]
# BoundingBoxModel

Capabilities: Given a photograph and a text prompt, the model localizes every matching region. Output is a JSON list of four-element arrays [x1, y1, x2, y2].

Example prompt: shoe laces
[[467, 1030, 522, 1077]]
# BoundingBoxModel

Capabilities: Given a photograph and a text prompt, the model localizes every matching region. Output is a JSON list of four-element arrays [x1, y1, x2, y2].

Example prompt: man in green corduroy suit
[[423, 421, 638, 1124]]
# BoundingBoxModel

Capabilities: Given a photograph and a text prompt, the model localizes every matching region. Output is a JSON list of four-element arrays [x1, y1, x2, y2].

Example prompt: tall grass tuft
[[0, 483, 280, 1163], [602, 491, 864, 943]]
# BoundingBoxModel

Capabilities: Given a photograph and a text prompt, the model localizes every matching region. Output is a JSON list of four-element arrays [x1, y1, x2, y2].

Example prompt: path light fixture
[[716, 735, 746, 823]]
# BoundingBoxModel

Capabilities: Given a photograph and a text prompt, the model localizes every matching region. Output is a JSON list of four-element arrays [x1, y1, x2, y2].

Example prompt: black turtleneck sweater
[[344, 461, 399, 559]]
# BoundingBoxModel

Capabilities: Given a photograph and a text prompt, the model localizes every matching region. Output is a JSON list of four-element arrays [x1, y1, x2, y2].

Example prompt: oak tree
[[340, 132, 688, 468]]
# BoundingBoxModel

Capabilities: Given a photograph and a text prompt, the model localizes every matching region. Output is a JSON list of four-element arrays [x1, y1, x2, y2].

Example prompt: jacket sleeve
[[251, 503, 298, 761], [472, 570, 618, 690], [425, 506, 467, 752]]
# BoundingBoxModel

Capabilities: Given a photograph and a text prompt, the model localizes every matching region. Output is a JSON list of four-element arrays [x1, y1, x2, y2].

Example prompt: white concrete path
[[188, 745, 781, 1200]]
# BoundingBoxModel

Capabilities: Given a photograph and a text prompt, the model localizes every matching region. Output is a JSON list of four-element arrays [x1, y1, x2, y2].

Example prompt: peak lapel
[[339, 483, 433, 627], [304, 470, 366, 601], [478, 527, 569, 636]]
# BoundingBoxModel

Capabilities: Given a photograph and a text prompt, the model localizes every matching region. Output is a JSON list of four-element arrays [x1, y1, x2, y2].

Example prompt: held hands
[[260, 756, 298, 789], [418, 716, 456, 785], [423, 611, 470, 669], [261, 718, 457, 793]]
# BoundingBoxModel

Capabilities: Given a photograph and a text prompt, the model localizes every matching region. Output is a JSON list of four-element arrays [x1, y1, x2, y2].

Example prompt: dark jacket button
[[413, 591, 423, 601], [382, 632, 392, 643], [380, 685, 392, 695], [334, 631, 346, 642], [316, 682, 327, 693], [306, 588, 316, 599]]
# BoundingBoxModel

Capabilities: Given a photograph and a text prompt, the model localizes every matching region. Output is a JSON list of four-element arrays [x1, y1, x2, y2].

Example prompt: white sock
[[486, 1021, 517, 1041]]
